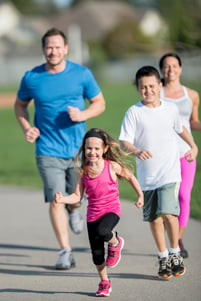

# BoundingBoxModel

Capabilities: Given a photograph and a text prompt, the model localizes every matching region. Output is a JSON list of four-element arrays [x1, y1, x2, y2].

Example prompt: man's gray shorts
[[36, 156, 78, 202], [143, 182, 180, 222]]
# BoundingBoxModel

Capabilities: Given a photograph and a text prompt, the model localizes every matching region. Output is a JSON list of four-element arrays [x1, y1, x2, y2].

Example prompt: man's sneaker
[[68, 209, 84, 235], [106, 234, 124, 268], [96, 280, 112, 297], [179, 239, 189, 258], [169, 253, 186, 277], [158, 256, 172, 280], [55, 248, 76, 270]]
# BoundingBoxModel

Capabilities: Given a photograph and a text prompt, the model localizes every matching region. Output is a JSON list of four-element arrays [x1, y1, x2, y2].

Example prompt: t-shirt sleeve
[[83, 68, 101, 100], [119, 107, 136, 144], [17, 72, 32, 102]]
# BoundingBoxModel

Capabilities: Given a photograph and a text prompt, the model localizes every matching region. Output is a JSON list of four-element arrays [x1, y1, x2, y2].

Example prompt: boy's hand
[[185, 146, 198, 162], [136, 149, 152, 160]]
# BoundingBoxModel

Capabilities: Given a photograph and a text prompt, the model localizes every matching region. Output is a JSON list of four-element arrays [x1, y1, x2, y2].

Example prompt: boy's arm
[[178, 126, 198, 161], [119, 140, 152, 160]]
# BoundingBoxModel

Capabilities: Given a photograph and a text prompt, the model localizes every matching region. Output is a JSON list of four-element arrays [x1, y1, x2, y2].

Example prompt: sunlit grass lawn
[[0, 81, 200, 219]]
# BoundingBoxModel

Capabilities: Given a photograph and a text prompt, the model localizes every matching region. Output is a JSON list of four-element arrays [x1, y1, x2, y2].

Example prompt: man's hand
[[25, 127, 40, 143], [67, 106, 84, 122]]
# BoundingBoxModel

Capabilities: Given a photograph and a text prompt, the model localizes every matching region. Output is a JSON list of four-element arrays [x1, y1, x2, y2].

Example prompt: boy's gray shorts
[[143, 182, 180, 222], [36, 156, 78, 203]]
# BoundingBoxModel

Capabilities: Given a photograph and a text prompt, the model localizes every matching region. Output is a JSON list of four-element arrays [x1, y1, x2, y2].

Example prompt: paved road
[[0, 185, 201, 301]]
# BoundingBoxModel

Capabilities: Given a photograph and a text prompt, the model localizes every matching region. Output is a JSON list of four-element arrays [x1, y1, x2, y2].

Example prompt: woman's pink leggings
[[178, 157, 196, 228]]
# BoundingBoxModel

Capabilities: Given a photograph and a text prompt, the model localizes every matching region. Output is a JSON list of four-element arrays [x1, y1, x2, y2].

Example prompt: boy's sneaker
[[179, 239, 189, 258], [68, 208, 84, 235], [106, 234, 124, 268], [169, 253, 186, 277], [96, 280, 112, 297], [158, 256, 172, 280], [55, 248, 76, 270]]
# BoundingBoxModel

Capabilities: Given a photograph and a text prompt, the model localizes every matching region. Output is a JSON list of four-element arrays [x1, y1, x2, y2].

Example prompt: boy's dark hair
[[42, 28, 68, 48], [134, 66, 161, 87], [159, 52, 182, 70]]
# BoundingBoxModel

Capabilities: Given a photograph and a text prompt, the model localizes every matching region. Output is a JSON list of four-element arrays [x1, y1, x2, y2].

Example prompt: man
[[14, 28, 105, 270]]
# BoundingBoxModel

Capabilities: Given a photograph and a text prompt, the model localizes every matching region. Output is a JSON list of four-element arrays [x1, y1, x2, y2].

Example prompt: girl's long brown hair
[[75, 128, 134, 178]]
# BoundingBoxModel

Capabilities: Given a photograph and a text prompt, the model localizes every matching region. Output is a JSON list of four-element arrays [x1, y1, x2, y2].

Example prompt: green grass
[[0, 81, 200, 220]]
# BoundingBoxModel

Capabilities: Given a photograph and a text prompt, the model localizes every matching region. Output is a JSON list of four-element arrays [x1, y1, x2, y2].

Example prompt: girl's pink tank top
[[82, 160, 121, 222]]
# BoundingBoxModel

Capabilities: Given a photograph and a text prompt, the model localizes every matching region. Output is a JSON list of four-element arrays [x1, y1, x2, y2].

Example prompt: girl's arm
[[55, 177, 84, 204], [111, 161, 144, 208]]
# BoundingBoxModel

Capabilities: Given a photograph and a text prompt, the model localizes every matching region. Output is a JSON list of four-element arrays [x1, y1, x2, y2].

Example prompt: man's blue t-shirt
[[17, 60, 101, 158]]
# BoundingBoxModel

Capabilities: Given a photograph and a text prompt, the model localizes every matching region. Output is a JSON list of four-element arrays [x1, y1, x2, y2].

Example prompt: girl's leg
[[96, 262, 108, 281]]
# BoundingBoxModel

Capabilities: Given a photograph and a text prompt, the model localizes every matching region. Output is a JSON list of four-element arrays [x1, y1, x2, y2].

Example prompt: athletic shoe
[[158, 256, 172, 280], [106, 234, 124, 268], [169, 253, 186, 277], [55, 248, 76, 270], [96, 280, 112, 297], [179, 239, 189, 258], [68, 209, 84, 235]]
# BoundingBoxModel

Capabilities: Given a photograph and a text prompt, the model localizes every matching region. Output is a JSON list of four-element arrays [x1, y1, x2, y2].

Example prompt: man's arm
[[14, 97, 40, 143], [67, 92, 105, 122]]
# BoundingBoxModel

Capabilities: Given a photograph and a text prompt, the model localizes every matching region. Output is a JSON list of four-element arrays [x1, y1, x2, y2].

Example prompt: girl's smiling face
[[85, 137, 107, 163]]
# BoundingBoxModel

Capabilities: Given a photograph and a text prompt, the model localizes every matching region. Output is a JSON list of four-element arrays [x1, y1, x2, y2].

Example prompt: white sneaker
[[68, 209, 84, 234], [55, 248, 76, 270]]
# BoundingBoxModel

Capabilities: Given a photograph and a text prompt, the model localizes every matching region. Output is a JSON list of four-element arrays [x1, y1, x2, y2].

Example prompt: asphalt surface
[[0, 185, 201, 301]]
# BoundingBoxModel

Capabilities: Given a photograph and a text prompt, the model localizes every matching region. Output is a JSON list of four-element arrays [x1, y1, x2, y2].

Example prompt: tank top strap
[[182, 86, 189, 98]]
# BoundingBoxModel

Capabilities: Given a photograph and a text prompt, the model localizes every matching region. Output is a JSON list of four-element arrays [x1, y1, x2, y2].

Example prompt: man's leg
[[49, 201, 71, 249]]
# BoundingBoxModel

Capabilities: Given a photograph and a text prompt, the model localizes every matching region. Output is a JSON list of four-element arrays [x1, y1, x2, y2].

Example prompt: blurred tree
[[102, 19, 155, 60], [10, 0, 59, 15], [156, 0, 201, 50]]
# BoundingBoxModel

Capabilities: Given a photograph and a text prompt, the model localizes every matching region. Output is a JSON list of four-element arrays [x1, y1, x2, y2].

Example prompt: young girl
[[55, 128, 144, 297]]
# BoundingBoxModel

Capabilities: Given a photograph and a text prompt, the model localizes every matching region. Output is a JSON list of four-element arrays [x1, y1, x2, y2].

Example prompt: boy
[[119, 66, 198, 279]]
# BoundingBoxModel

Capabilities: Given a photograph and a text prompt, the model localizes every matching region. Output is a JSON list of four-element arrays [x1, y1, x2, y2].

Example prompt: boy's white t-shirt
[[119, 100, 183, 191]]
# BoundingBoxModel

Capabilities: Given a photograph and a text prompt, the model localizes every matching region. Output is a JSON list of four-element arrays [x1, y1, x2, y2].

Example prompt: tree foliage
[[156, 0, 201, 49], [102, 19, 155, 60], [9, 0, 59, 15]]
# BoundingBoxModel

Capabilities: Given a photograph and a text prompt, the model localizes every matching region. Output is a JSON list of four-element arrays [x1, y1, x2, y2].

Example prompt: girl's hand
[[55, 192, 64, 203], [135, 196, 144, 208]]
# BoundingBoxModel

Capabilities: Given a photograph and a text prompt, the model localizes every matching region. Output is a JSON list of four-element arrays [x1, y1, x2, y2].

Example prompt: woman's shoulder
[[185, 86, 199, 103]]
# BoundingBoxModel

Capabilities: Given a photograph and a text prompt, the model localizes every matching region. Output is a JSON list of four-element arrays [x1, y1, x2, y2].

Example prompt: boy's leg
[[163, 214, 179, 249], [143, 189, 171, 279], [149, 216, 166, 252], [157, 183, 186, 277]]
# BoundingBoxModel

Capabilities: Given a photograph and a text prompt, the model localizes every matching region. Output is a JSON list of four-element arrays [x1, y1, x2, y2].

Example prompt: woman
[[159, 53, 201, 258]]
